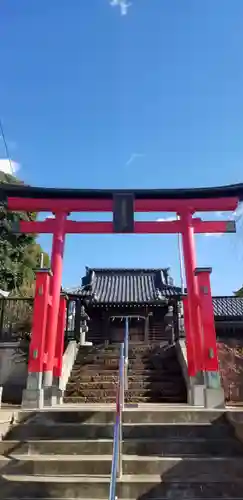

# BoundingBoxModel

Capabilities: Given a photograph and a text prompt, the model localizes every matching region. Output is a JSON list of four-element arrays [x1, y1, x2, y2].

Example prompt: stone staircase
[[64, 342, 187, 404], [1, 409, 243, 498]]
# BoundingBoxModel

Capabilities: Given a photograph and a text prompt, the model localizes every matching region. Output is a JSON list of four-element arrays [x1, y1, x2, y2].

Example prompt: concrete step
[[123, 437, 243, 457], [32, 410, 116, 424], [123, 455, 243, 478], [0, 454, 112, 476], [1, 454, 243, 479], [123, 410, 229, 424], [4, 409, 232, 425], [4, 422, 234, 440], [1, 438, 243, 457], [1, 474, 243, 499]]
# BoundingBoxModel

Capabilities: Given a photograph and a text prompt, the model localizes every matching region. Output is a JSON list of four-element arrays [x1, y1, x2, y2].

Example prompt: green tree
[[0, 172, 49, 296]]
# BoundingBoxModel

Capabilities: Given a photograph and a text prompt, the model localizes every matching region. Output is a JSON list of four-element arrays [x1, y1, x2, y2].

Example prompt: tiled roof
[[213, 296, 243, 319], [79, 268, 181, 304], [66, 268, 243, 318]]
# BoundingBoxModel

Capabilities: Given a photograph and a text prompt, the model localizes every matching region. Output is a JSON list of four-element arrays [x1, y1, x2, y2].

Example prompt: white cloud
[[204, 233, 222, 237], [204, 202, 243, 236], [0, 158, 20, 175], [125, 153, 144, 167], [214, 211, 224, 218], [156, 216, 223, 237], [157, 216, 177, 222], [109, 0, 132, 16], [233, 202, 243, 220]]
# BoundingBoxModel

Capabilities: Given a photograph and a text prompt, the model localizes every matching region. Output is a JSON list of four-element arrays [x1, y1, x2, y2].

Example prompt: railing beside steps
[[108, 318, 129, 500]]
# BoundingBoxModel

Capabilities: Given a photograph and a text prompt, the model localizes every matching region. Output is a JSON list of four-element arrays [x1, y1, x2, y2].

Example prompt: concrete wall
[[0, 340, 79, 405], [59, 341, 78, 391], [0, 342, 28, 404]]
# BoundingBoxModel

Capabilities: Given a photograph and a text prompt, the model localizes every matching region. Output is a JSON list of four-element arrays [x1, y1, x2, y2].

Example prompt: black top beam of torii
[[1, 182, 243, 201]]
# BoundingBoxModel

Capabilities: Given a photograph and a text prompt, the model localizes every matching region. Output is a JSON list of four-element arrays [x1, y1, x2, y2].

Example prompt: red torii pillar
[[180, 211, 203, 375], [195, 267, 224, 406], [22, 269, 51, 407], [43, 212, 67, 389], [22, 269, 67, 407]]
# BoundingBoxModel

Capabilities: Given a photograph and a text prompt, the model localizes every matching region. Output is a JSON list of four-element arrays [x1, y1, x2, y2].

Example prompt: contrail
[[125, 153, 144, 167]]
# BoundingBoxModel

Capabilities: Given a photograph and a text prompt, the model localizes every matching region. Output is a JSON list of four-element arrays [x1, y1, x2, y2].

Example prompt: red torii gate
[[2, 184, 241, 406]]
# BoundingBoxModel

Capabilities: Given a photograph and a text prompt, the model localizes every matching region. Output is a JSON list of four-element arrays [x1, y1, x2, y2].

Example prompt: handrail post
[[118, 342, 124, 479], [120, 342, 125, 409], [109, 342, 124, 500], [124, 317, 129, 391]]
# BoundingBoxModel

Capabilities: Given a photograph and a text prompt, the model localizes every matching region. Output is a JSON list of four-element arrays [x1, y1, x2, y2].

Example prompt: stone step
[[63, 395, 186, 404], [72, 361, 180, 371], [79, 342, 170, 351], [1, 454, 243, 479], [75, 353, 177, 362], [2, 475, 243, 499], [63, 395, 187, 404], [1, 438, 243, 457], [69, 372, 180, 382], [64, 388, 185, 399], [66, 380, 186, 391], [4, 422, 234, 441], [75, 349, 177, 360], [75, 354, 154, 361], [72, 365, 181, 374]]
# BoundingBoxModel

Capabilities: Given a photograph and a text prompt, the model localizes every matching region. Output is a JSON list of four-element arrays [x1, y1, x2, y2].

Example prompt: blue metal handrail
[[124, 317, 129, 391], [108, 342, 124, 500]]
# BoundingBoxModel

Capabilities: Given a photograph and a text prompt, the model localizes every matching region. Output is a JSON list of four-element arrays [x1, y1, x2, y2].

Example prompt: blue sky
[[1, 0, 243, 294]]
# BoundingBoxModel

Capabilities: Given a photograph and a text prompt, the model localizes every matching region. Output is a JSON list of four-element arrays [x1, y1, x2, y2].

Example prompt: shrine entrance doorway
[[109, 316, 145, 344]]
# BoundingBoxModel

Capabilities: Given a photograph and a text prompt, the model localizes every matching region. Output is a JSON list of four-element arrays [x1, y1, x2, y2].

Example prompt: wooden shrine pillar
[[144, 309, 149, 344]]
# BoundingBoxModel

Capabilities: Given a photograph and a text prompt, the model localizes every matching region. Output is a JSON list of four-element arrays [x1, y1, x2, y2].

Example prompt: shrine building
[[66, 266, 243, 345]]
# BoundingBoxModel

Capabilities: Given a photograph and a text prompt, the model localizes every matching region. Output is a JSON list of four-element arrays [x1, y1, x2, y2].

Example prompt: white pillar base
[[204, 386, 225, 408], [22, 388, 44, 409], [80, 331, 85, 345], [51, 377, 64, 405], [192, 384, 205, 406], [204, 371, 225, 408], [189, 373, 205, 406], [43, 370, 53, 388], [22, 372, 44, 408]]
